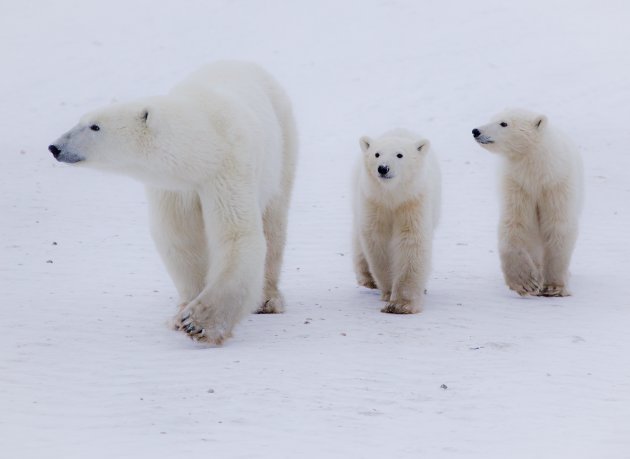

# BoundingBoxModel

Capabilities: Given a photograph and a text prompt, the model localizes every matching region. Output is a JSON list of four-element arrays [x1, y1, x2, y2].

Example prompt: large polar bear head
[[472, 108, 548, 156], [48, 97, 213, 188], [359, 133, 431, 188]]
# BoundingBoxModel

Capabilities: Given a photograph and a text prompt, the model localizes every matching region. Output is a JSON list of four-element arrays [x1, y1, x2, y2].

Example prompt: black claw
[[181, 313, 191, 321], [185, 324, 196, 333], [190, 329, 205, 340]]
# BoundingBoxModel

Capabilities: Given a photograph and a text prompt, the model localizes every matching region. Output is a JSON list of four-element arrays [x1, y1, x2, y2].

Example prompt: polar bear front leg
[[383, 202, 429, 314], [361, 228, 392, 302], [146, 187, 208, 307], [353, 226, 377, 289], [498, 181, 543, 296], [174, 181, 266, 345]]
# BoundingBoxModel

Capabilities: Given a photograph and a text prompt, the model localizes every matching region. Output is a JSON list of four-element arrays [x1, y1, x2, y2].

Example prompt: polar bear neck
[[500, 132, 573, 194]]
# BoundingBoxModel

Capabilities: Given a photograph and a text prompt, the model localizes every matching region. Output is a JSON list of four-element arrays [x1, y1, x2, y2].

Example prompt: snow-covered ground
[[1, 1, 629, 457]]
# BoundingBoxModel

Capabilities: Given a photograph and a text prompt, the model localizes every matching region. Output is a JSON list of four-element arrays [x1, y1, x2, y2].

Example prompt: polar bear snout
[[48, 144, 84, 164], [472, 128, 494, 145], [48, 144, 61, 159], [377, 165, 390, 177]]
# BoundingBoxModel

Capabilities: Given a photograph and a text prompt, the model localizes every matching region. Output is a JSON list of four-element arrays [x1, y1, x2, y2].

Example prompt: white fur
[[50, 61, 298, 344], [473, 108, 583, 296], [353, 129, 441, 314]]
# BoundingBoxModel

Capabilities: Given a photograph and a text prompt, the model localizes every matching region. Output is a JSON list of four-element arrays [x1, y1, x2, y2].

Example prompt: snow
[[1, 0, 630, 457]]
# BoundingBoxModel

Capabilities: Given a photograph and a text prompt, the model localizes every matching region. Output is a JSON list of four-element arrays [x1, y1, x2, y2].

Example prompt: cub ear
[[141, 108, 150, 125], [359, 136, 372, 153], [414, 138, 430, 153], [534, 115, 547, 130]]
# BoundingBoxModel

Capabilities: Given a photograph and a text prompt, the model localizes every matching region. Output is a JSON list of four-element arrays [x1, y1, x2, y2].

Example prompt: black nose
[[49, 145, 61, 158], [377, 165, 389, 176], [472, 129, 481, 138]]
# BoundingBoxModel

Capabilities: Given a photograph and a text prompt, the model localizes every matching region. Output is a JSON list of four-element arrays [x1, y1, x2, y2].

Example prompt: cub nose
[[48, 145, 61, 158], [472, 129, 481, 138], [377, 165, 389, 176]]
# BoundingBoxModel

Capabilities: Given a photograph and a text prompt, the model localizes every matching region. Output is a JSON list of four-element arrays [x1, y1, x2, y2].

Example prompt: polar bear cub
[[472, 109, 583, 296], [353, 129, 441, 313], [49, 61, 298, 344]]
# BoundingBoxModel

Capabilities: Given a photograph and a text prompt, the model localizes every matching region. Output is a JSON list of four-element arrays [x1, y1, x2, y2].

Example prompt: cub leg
[[499, 178, 543, 296], [383, 201, 430, 314]]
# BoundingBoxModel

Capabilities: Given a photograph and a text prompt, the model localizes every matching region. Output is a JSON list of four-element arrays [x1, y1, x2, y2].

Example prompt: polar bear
[[48, 61, 298, 344], [472, 108, 583, 297], [353, 129, 441, 314]]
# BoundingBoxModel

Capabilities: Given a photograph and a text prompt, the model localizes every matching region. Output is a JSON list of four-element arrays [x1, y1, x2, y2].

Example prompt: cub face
[[472, 109, 547, 155], [359, 135, 430, 187]]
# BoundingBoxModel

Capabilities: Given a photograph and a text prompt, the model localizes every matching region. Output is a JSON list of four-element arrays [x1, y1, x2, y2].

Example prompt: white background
[[1, 1, 629, 457]]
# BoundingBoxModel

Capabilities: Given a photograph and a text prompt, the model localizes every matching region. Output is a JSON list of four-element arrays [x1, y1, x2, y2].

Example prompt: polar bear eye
[[375, 153, 380, 158], [396, 153, 403, 158], [500, 122, 508, 127], [90, 124, 100, 131]]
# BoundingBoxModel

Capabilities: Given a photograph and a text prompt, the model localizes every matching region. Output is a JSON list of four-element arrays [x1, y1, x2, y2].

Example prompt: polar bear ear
[[414, 139, 430, 153], [141, 109, 150, 125], [359, 136, 372, 152], [534, 115, 547, 130]]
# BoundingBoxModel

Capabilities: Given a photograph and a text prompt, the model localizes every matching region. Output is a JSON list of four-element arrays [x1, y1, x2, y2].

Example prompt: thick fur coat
[[353, 129, 441, 313], [473, 109, 583, 296]]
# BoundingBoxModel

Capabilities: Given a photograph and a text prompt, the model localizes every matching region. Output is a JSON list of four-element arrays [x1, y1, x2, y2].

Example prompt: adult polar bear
[[49, 61, 298, 344], [473, 109, 583, 297]]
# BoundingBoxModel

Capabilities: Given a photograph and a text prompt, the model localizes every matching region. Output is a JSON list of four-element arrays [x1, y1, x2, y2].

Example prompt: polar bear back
[[170, 61, 293, 209]]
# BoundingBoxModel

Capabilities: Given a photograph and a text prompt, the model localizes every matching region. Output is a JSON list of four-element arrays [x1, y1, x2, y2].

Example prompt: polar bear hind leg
[[257, 90, 298, 314], [257, 193, 290, 313]]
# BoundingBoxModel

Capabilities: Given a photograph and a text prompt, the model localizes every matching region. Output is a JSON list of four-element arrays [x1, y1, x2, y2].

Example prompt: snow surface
[[1, 0, 630, 458]]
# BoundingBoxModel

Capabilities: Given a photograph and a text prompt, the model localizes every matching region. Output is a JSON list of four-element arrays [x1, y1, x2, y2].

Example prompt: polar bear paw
[[172, 302, 233, 345], [381, 301, 421, 314], [256, 295, 285, 314], [537, 284, 570, 297], [357, 273, 378, 290], [502, 250, 543, 296], [503, 262, 542, 296], [506, 273, 542, 296], [359, 279, 378, 289]]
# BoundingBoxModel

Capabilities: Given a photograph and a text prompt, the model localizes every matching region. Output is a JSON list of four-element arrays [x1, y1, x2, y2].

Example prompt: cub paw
[[357, 272, 378, 289], [501, 248, 543, 296], [536, 285, 570, 297], [504, 266, 543, 296], [358, 278, 378, 289]]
